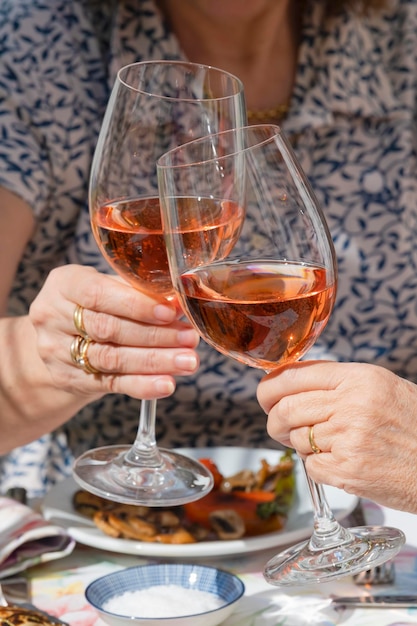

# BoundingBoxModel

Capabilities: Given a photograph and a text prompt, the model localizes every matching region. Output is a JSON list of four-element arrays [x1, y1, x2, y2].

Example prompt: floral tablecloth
[[13, 496, 414, 626], [27, 536, 417, 626]]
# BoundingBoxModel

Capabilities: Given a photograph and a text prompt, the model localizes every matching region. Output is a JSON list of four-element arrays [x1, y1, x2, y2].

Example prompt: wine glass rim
[[116, 59, 245, 102], [157, 124, 284, 170]]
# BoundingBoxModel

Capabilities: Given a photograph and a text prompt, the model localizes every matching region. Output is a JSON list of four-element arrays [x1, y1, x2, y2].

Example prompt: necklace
[[247, 103, 290, 124]]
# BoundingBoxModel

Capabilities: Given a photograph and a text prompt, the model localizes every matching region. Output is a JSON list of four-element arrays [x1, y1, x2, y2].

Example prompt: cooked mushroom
[[93, 511, 123, 538], [155, 527, 197, 544], [73, 490, 112, 518], [188, 523, 210, 542], [209, 509, 246, 540], [106, 513, 157, 540], [220, 469, 256, 493], [147, 510, 181, 528], [255, 457, 295, 491]]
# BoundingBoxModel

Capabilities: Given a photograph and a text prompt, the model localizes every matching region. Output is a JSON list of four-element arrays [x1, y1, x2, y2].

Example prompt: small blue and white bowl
[[85, 563, 245, 626]]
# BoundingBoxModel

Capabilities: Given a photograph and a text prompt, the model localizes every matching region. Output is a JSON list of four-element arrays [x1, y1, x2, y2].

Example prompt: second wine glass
[[158, 124, 405, 583], [72, 60, 247, 506]]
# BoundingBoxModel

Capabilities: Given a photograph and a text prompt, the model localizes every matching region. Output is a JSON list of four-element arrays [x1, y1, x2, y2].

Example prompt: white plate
[[42, 447, 358, 558]]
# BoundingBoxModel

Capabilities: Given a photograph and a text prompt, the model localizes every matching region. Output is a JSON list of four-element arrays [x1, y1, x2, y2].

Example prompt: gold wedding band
[[70, 335, 100, 374], [308, 425, 322, 454], [73, 303, 89, 339]]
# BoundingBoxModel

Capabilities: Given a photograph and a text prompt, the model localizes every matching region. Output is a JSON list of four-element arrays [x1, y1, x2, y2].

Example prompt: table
[[27, 500, 417, 626]]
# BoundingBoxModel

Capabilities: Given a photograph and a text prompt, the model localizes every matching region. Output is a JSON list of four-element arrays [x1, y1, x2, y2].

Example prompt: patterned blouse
[[0, 0, 416, 497]]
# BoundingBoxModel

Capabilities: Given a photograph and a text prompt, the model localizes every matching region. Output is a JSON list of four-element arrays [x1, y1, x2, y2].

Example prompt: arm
[[0, 187, 35, 314], [257, 360, 417, 514], [0, 188, 200, 453]]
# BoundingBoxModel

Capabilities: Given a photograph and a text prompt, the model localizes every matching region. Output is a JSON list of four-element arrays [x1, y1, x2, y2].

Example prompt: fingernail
[[174, 352, 198, 372], [177, 328, 200, 346], [153, 304, 176, 322], [154, 378, 176, 396]]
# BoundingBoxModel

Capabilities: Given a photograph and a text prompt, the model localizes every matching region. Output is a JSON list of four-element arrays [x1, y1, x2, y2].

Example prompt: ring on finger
[[70, 335, 100, 375], [73, 303, 89, 339], [308, 425, 322, 454]]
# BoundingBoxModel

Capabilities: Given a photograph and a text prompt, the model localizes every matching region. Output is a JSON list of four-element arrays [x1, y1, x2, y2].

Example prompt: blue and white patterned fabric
[[0, 0, 416, 496]]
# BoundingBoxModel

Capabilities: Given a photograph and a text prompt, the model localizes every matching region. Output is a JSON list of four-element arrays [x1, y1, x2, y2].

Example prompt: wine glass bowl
[[92, 197, 174, 297], [158, 124, 337, 372], [72, 61, 246, 506], [158, 124, 405, 583], [179, 261, 335, 371]]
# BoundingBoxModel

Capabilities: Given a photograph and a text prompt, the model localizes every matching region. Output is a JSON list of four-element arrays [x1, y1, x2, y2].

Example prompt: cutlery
[[349, 502, 397, 586], [5, 487, 27, 505], [353, 560, 396, 585], [0, 577, 30, 605], [332, 594, 417, 609]]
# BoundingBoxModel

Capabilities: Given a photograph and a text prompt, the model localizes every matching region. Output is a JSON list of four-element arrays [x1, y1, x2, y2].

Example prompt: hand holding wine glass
[[157, 124, 405, 583], [72, 60, 246, 506]]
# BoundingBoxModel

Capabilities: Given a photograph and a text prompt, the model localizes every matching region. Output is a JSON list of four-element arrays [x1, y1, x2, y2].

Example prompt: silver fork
[[348, 500, 396, 586], [353, 560, 396, 585]]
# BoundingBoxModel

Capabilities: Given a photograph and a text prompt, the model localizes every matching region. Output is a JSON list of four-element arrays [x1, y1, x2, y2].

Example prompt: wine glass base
[[72, 444, 214, 506], [264, 525, 405, 586]]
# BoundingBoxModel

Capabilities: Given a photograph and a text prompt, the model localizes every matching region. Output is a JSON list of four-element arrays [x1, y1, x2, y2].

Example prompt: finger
[[258, 360, 341, 413], [33, 265, 199, 348], [50, 339, 199, 400], [289, 422, 331, 457], [105, 373, 179, 400], [51, 265, 180, 326], [266, 388, 336, 441], [69, 369, 179, 401], [75, 308, 199, 348], [83, 343, 199, 377]]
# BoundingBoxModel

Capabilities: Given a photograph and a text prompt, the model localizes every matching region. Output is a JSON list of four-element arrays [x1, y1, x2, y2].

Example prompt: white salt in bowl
[[85, 563, 245, 626]]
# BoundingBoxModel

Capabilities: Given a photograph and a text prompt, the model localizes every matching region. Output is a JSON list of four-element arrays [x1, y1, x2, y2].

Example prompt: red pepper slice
[[198, 458, 224, 489], [232, 490, 275, 503], [184, 490, 283, 537]]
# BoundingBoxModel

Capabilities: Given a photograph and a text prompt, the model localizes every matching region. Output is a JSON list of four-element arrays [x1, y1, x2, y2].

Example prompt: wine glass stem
[[300, 457, 353, 550], [124, 399, 165, 468]]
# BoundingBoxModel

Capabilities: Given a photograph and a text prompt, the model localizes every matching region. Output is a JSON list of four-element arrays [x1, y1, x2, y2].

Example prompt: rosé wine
[[180, 260, 335, 370], [92, 196, 244, 297]]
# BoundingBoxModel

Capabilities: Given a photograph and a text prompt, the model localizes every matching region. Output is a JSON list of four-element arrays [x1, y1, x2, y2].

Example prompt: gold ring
[[308, 425, 322, 454], [73, 304, 89, 339], [70, 335, 100, 374]]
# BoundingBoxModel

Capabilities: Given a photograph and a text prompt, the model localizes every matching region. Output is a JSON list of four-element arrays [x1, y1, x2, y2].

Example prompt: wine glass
[[157, 124, 405, 583], [72, 60, 247, 506]]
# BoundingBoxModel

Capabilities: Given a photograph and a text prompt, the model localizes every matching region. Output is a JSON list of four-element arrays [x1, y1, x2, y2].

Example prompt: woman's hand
[[257, 361, 417, 513], [29, 264, 200, 401]]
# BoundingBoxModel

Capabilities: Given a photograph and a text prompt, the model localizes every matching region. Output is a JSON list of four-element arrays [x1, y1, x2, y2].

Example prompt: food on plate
[[186, 450, 295, 538], [0, 605, 66, 626], [72, 449, 295, 543]]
